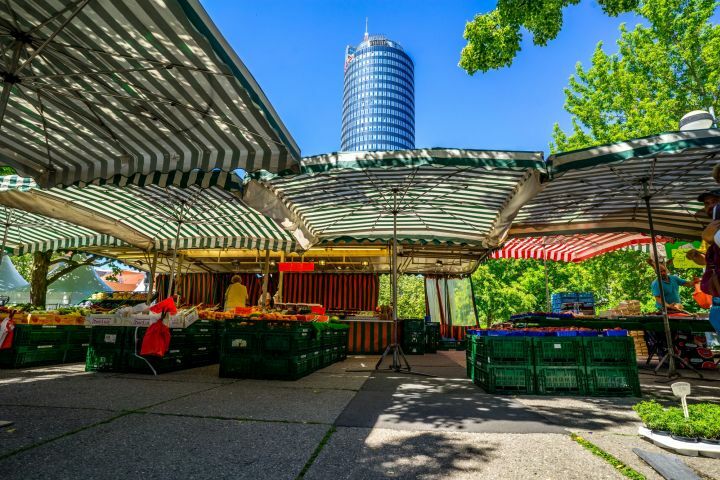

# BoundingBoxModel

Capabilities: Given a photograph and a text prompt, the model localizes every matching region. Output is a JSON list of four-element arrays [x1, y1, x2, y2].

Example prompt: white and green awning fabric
[[0, 204, 124, 254], [511, 129, 720, 240], [244, 149, 546, 248], [0, 175, 300, 252], [0, 0, 300, 188]]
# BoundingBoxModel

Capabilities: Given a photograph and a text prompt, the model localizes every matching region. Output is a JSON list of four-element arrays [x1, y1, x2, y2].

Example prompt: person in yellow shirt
[[224, 275, 248, 312]]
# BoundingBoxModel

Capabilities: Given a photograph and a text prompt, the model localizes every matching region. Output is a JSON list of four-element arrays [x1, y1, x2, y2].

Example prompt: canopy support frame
[[642, 180, 702, 379]]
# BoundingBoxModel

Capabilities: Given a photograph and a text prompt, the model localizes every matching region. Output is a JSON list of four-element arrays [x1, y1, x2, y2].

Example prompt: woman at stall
[[224, 275, 248, 312]]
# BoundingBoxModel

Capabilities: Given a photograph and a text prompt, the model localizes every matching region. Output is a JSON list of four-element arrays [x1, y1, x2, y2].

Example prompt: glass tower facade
[[341, 34, 415, 152]]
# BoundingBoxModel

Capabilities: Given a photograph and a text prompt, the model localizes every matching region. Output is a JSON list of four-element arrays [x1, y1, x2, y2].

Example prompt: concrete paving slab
[[147, 382, 356, 424], [0, 413, 328, 480], [117, 364, 236, 384], [304, 427, 624, 480], [0, 405, 117, 457], [335, 387, 566, 433], [242, 371, 370, 391], [639, 371, 720, 403], [0, 375, 218, 411], [583, 432, 720, 480], [514, 396, 641, 434]]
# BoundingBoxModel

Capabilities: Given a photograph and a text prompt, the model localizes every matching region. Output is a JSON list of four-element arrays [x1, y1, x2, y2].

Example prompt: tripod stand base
[[654, 352, 704, 379], [375, 343, 411, 372]]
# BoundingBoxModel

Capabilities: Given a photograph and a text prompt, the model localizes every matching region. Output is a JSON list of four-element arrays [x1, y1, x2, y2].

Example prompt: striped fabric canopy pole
[[492, 233, 674, 263], [511, 129, 720, 240], [0, 0, 300, 188], [245, 148, 546, 250]]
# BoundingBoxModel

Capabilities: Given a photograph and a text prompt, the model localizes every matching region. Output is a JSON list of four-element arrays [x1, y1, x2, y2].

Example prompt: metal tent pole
[[261, 249, 271, 307], [0, 215, 10, 267], [641, 181, 701, 378], [166, 222, 182, 298], [543, 245, 551, 311], [146, 249, 158, 304]]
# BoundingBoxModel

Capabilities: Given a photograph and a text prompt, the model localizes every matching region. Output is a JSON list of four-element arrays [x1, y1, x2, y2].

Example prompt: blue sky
[[203, 1, 640, 156]]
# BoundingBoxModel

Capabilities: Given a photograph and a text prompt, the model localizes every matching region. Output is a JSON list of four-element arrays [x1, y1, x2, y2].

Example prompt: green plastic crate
[[85, 346, 126, 372], [425, 323, 439, 353], [66, 325, 93, 345], [219, 354, 259, 378], [535, 366, 587, 395], [585, 366, 641, 397], [222, 332, 261, 356], [260, 353, 311, 380], [91, 326, 126, 349], [475, 336, 533, 365], [321, 347, 334, 366], [466, 354, 474, 380], [533, 337, 584, 366], [12, 325, 67, 346], [64, 344, 89, 363], [0, 344, 66, 367], [403, 340, 425, 355], [307, 350, 322, 371], [473, 364, 535, 394], [403, 318, 425, 332], [262, 331, 312, 354], [583, 337, 636, 366], [126, 348, 186, 374]]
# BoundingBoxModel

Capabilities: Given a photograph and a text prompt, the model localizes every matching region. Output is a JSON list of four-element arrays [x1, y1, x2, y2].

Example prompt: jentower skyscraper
[[341, 26, 415, 151]]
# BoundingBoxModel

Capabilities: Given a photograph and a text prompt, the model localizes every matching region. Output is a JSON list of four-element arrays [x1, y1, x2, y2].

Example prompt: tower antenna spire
[[364, 17, 368, 40]]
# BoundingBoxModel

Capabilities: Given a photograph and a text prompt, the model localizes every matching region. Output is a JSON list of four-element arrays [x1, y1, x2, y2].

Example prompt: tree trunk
[[30, 251, 52, 307]]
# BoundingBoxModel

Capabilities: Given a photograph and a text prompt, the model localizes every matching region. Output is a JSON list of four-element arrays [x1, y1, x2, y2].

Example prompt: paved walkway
[[0, 353, 718, 479]]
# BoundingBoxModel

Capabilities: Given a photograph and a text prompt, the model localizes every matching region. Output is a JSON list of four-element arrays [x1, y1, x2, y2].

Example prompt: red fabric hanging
[[156, 273, 277, 306], [0, 317, 14, 350], [149, 296, 178, 315], [140, 319, 171, 357], [282, 273, 379, 311]]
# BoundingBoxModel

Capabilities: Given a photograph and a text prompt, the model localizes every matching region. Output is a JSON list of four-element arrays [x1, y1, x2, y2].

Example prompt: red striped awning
[[492, 233, 673, 263]]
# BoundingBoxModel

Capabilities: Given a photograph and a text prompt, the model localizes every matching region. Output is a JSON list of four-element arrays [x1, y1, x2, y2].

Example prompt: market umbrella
[[0, 0, 300, 188], [0, 173, 303, 298], [491, 233, 674, 310], [244, 148, 545, 372], [511, 129, 720, 377]]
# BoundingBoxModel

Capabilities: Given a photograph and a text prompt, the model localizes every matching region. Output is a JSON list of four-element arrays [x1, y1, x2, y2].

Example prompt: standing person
[[224, 275, 248, 312], [696, 188, 720, 334], [649, 260, 698, 311]]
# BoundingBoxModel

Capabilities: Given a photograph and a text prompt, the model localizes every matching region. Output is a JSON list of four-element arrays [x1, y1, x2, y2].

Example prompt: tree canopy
[[460, 0, 643, 74], [552, 0, 720, 151]]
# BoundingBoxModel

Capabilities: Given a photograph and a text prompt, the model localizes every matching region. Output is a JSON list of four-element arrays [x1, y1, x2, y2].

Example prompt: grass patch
[[296, 426, 336, 479], [571, 433, 646, 480]]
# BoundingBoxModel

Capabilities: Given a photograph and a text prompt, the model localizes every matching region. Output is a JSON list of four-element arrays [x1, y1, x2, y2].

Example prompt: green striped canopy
[[0, 0, 299, 188], [0, 204, 124, 254], [0, 175, 299, 252], [244, 149, 545, 248], [511, 129, 720, 240]]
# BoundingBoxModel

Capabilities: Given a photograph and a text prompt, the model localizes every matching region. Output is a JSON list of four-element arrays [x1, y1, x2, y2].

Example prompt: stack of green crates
[[86, 321, 221, 374], [473, 336, 534, 394], [468, 335, 640, 396], [425, 323, 440, 353], [402, 319, 425, 354], [219, 319, 349, 380], [0, 324, 93, 368]]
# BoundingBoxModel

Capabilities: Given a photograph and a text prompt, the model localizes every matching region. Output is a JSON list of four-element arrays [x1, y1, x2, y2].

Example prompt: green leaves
[[633, 400, 720, 439], [460, 0, 639, 73], [552, 0, 720, 151]]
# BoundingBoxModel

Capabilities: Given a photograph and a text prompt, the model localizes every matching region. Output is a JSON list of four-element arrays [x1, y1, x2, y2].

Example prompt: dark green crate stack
[[86, 321, 221, 374], [0, 324, 92, 368], [425, 323, 439, 353], [472, 336, 534, 394], [220, 319, 349, 380], [467, 335, 640, 396], [402, 319, 425, 355]]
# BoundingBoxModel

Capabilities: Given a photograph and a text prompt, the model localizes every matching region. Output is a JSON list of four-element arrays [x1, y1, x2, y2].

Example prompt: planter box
[[638, 426, 720, 458]]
